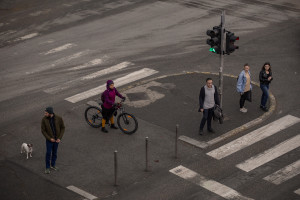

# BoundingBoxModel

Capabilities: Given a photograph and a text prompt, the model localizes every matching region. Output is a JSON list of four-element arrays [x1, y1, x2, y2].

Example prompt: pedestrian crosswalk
[[206, 115, 300, 160], [37, 43, 159, 104], [170, 165, 254, 200], [65, 68, 158, 103], [263, 159, 300, 185], [170, 115, 300, 199], [236, 134, 300, 172]]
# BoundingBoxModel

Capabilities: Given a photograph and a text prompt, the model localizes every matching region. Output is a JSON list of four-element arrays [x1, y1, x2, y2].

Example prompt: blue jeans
[[46, 140, 59, 169], [260, 84, 269, 107], [200, 108, 214, 130]]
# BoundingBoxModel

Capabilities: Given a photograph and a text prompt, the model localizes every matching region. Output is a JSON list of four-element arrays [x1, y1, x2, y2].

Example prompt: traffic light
[[206, 26, 221, 54], [226, 32, 239, 55]]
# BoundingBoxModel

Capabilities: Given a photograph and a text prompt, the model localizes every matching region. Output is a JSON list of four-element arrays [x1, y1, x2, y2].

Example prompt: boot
[[101, 127, 108, 133], [110, 124, 118, 129]]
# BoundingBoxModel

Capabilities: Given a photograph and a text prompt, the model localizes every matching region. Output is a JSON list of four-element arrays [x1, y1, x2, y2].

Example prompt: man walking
[[41, 107, 65, 174], [198, 78, 220, 135]]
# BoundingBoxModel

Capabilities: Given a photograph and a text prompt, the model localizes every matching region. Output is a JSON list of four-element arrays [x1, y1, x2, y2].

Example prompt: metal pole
[[145, 137, 149, 172], [114, 150, 118, 186], [175, 124, 179, 159], [219, 11, 225, 108]]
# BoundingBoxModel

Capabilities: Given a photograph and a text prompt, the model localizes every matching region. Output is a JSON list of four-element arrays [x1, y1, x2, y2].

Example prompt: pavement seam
[[116, 71, 276, 149]]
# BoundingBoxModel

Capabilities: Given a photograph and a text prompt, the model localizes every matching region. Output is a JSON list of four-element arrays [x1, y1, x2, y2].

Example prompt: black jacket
[[259, 70, 273, 85], [199, 85, 220, 111]]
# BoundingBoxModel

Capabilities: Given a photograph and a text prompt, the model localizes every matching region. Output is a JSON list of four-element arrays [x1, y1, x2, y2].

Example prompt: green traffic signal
[[209, 48, 216, 53]]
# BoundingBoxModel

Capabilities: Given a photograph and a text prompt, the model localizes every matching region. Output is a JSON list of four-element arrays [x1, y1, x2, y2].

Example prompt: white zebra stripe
[[65, 68, 158, 103], [207, 115, 300, 160], [236, 134, 300, 172], [263, 160, 300, 185], [169, 165, 253, 200]]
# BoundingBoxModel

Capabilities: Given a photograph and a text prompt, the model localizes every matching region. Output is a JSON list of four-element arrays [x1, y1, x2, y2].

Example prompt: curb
[[117, 71, 276, 149]]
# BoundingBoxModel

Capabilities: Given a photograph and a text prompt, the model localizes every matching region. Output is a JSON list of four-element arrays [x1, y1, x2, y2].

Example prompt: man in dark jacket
[[198, 78, 220, 135], [41, 107, 65, 174]]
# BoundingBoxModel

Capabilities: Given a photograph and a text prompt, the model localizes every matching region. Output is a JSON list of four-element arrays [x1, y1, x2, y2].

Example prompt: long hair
[[261, 62, 272, 73]]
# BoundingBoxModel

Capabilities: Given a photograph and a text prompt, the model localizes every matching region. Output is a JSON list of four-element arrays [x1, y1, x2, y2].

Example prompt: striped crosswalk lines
[[263, 160, 300, 185], [206, 115, 300, 160], [169, 165, 254, 200], [65, 68, 158, 103], [44, 61, 133, 94], [36, 43, 159, 103], [203, 114, 300, 197], [236, 134, 300, 172], [41, 43, 76, 55]]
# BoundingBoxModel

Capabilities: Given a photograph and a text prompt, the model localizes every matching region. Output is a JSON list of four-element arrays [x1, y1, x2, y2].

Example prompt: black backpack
[[101, 91, 106, 103]]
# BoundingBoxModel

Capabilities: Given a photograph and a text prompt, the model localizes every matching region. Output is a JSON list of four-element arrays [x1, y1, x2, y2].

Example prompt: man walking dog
[[41, 107, 65, 174]]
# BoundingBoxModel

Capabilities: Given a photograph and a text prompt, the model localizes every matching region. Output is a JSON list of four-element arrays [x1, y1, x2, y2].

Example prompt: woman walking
[[259, 62, 273, 111], [237, 64, 252, 113]]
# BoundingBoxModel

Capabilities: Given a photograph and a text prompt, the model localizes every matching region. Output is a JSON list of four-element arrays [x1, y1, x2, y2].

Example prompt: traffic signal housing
[[226, 32, 239, 55], [206, 26, 221, 54]]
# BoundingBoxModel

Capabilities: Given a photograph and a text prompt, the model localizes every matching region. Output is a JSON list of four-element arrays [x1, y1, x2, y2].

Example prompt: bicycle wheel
[[117, 113, 138, 134], [85, 106, 102, 128]]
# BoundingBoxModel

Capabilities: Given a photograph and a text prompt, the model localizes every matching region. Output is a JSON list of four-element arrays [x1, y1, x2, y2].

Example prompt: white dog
[[21, 143, 33, 159]]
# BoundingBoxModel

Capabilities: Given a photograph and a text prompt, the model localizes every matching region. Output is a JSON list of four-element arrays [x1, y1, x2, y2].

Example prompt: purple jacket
[[102, 87, 124, 109]]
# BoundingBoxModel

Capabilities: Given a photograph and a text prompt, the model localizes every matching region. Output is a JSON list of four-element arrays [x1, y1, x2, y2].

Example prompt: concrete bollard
[[175, 124, 179, 159], [145, 137, 149, 172], [114, 150, 118, 186]]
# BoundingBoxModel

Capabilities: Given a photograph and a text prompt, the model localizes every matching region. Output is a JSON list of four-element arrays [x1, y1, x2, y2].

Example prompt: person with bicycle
[[101, 80, 126, 133]]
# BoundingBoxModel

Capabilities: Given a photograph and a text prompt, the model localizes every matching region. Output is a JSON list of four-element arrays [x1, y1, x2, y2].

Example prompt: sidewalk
[[2, 72, 275, 199], [121, 72, 274, 144], [0, 159, 83, 200]]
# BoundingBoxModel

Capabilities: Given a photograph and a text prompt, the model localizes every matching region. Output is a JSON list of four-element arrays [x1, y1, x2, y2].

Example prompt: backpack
[[101, 91, 106, 103]]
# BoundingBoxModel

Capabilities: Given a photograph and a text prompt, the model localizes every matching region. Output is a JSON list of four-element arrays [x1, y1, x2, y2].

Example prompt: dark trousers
[[240, 91, 250, 108], [200, 108, 214, 130], [260, 84, 269, 107], [46, 140, 59, 169]]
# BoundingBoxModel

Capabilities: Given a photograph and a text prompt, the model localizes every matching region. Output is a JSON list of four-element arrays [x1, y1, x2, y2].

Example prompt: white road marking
[[26, 50, 90, 74], [44, 62, 131, 94], [294, 188, 300, 195], [68, 58, 104, 71], [207, 115, 300, 160], [81, 61, 132, 80], [65, 68, 158, 103], [263, 160, 300, 185], [42, 43, 76, 55], [66, 185, 97, 200], [178, 135, 209, 149], [15, 33, 39, 41], [169, 165, 253, 200], [236, 134, 300, 172]]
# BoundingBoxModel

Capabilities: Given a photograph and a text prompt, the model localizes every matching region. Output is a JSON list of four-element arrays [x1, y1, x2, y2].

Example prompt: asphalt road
[[0, 0, 299, 199]]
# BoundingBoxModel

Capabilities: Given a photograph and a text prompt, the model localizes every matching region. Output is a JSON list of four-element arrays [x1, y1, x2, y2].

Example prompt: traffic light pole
[[219, 11, 225, 108]]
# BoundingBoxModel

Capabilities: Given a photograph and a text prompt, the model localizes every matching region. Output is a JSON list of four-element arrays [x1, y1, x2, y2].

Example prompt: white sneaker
[[240, 107, 247, 113]]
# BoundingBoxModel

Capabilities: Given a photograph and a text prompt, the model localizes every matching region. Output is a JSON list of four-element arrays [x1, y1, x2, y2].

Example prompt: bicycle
[[84, 99, 138, 134]]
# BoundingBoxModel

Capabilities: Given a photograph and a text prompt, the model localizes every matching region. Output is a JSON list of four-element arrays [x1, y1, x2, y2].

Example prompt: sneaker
[[110, 124, 118, 129], [262, 107, 268, 112], [208, 129, 215, 133], [45, 168, 50, 174], [50, 166, 59, 171], [240, 108, 247, 113], [199, 129, 203, 135], [101, 127, 108, 133]]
